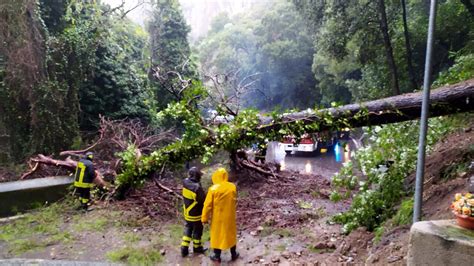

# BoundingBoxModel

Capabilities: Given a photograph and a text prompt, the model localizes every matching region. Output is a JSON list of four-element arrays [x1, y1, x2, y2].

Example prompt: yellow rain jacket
[[202, 168, 237, 250]]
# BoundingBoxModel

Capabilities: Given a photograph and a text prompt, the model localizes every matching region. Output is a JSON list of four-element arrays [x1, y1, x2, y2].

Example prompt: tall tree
[[147, 0, 196, 109], [377, 0, 400, 95], [78, 19, 152, 129], [401, 0, 419, 90], [197, 1, 319, 110]]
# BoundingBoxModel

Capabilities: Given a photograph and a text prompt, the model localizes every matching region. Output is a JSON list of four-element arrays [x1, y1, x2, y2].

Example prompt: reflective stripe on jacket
[[74, 159, 95, 188], [182, 177, 205, 222]]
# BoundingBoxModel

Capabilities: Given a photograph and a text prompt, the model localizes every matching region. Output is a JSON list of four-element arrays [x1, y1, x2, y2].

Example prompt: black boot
[[230, 246, 239, 261], [231, 251, 240, 261], [181, 246, 189, 257], [210, 248, 221, 262], [209, 254, 221, 263], [193, 246, 207, 254]]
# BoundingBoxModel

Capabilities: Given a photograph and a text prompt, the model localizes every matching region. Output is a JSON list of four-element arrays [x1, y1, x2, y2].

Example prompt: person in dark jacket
[[181, 167, 207, 257], [73, 152, 96, 211]]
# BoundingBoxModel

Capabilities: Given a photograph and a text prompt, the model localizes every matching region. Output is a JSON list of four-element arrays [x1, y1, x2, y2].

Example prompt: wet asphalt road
[[264, 140, 356, 179]]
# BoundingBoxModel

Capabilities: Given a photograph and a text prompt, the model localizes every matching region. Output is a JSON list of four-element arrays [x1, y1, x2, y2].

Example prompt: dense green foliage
[[331, 116, 466, 233], [78, 20, 152, 129], [0, 0, 157, 160], [292, 0, 474, 104], [433, 53, 474, 87], [53, 1, 153, 129], [197, 0, 318, 110]]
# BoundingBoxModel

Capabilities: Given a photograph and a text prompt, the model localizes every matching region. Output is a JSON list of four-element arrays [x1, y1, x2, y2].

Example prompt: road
[[265, 140, 358, 179]]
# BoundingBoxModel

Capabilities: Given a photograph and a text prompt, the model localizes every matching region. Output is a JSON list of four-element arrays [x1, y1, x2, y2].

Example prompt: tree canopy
[[197, 1, 318, 111], [0, 0, 191, 159], [292, 0, 474, 103]]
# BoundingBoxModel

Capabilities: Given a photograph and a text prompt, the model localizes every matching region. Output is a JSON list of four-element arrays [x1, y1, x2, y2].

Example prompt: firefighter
[[181, 167, 207, 257], [254, 143, 267, 164], [202, 168, 239, 262], [73, 152, 96, 211]]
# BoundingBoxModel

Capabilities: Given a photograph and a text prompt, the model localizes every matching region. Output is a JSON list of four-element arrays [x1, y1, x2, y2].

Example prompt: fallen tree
[[22, 154, 111, 187], [258, 78, 474, 132], [18, 79, 474, 194], [19, 117, 176, 180], [114, 79, 474, 191]]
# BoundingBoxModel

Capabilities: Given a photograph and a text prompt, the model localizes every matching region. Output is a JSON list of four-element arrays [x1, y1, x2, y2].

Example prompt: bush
[[392, 198, 414, 226], [433, 53, 474, 87], [332, 115, 467, 233]]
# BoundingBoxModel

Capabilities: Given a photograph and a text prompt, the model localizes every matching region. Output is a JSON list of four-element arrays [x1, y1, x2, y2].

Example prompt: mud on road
[[232, 170, 374, 265], [122, 168, 376, 265], [0, 167, 375, 265]]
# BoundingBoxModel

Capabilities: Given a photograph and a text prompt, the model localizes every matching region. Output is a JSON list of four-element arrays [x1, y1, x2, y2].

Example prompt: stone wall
[[408, 220, 474, 266]]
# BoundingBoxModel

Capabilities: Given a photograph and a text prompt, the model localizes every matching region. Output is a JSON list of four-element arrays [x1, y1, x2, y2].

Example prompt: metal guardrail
[[0, 176, 73, 217]]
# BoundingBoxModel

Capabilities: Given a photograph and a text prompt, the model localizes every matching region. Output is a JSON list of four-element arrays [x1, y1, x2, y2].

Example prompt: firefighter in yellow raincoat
[[202, 168, 239, 262]]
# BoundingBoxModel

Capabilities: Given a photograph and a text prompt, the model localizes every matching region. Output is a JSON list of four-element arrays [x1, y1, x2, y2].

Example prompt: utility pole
[[413, 0, 438, 223]]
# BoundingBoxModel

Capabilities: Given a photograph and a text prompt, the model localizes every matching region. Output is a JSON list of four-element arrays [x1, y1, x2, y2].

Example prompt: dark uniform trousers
[[181, 220, 203, 249], [76, 187, 91, 206]]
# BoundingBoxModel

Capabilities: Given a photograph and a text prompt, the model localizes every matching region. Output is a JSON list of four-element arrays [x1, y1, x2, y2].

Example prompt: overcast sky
[[101, 0, 150, 26], [100, 0, 258, 40]]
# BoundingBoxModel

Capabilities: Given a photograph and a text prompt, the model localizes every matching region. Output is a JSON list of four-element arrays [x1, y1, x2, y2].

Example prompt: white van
[[279, 133, 318, 154]]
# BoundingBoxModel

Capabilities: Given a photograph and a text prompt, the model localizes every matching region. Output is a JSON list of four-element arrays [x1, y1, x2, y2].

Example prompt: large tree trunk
[[401, 0, 419, 90], [258, 79, 474, 133], [378, 0, 401, 95]]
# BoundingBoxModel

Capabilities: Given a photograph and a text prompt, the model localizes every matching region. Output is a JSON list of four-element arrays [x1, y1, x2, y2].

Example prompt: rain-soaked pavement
[[264, 139, 358, 179]]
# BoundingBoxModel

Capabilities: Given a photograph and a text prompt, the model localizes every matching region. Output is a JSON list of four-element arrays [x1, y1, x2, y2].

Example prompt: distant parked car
[[279, 130, 348, 155], [280, 133, 318, 154]]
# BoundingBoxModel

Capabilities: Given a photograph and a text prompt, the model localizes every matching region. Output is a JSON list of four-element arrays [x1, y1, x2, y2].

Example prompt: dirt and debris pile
[[117, 179, 181, 219], [0, 168, 22, 183]]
